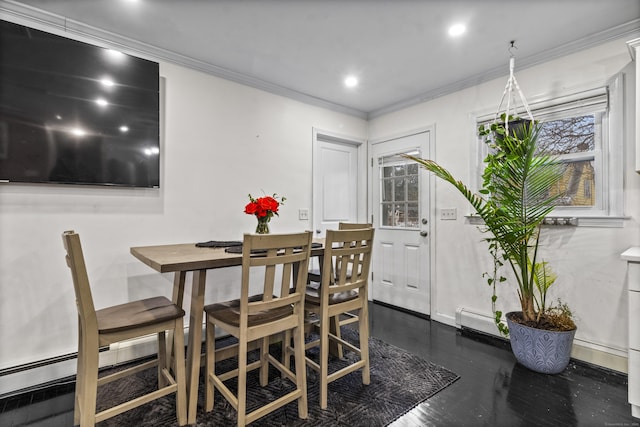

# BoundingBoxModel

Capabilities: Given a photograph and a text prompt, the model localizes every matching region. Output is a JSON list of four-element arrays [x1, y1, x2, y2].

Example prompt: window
[[379, 155, 420, 228], [475, 75, 624, 225], [538, 114, 599, 209]]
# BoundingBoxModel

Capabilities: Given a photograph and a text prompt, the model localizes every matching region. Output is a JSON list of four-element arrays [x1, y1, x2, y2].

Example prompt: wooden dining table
[[130, 239, 324, 424]]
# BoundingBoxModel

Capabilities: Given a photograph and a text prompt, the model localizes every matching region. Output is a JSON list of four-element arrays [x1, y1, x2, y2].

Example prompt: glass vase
[[255, 217, 270, 234]]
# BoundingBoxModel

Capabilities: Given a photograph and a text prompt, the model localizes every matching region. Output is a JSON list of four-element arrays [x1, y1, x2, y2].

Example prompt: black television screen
[[0, 19, 160, 188]]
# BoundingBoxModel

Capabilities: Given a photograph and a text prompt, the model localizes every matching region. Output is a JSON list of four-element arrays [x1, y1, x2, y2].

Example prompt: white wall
[[0, 61, 366, 391], [1, 21, 637, 396], [369, 37, 639, 369]]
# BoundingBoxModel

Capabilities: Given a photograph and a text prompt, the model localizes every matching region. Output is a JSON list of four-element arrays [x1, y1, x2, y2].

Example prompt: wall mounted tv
[[0, 19, 160, 188]]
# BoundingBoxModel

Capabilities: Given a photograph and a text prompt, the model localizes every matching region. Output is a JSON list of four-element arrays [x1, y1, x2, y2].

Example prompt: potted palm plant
[[405, 114, 576, 374]]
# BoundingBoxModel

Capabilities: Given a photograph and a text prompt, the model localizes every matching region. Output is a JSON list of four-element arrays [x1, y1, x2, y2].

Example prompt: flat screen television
[[0, 19, 160, 188]]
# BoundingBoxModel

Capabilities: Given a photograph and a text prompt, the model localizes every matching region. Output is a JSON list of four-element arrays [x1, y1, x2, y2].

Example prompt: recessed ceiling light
[[344, 76, 358, 88], [448, 23, 466, 37]]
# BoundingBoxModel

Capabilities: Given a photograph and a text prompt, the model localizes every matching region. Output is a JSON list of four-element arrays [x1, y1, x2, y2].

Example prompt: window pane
[[537, 115, 595, 155], [407, 203, 419, 228], [381, 203, 392, 226], [382, 179, 393, 202], [407, 174, 419, 201], [551, 160, 595, 206], [394, 165, 406, 176], [383, 165, 394, 178], [381, 203, 405, 227], [394, 178, 405, 201]]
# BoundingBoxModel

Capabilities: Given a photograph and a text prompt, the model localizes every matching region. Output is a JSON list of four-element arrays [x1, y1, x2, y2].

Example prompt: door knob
[[420, 231, 428, 237], [421, 218, 428, 225]]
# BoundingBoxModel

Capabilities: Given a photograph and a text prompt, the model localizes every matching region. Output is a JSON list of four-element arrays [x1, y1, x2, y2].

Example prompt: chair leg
[[205, 318, 216, 412], [359, 301, 370, 385], [259, 336, 269, 387], [329, 315, 343, 359], [74, 324, 85, 426], [293, 324, 308, 419], [237, 338, 248, 427], [157, 331, 168, 388], [319, 314, 330, 410], [173, 319, 187, 426], [79, 340, 99, 427], [282, 330, 292, 373]]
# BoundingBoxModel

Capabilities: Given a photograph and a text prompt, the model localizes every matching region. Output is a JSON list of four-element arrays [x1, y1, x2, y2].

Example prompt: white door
[[370, 131, 430, 315], [312, 134, 360, 238]]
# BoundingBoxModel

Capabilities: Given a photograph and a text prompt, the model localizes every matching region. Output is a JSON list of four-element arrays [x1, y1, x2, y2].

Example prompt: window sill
[[465, 215, 627, 228]]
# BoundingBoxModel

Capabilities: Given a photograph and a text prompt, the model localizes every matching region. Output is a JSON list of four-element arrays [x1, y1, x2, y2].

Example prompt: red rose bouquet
[[244, 193, 285, 234]]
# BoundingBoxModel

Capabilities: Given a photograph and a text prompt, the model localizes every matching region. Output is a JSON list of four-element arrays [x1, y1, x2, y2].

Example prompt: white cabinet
[[622, 247, 640, 418]]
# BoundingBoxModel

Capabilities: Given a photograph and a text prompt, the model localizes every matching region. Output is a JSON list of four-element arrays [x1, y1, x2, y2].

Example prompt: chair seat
[[305, 287, 358, 306], [96, 296, 185, 334], [204, 294, 292, 327]]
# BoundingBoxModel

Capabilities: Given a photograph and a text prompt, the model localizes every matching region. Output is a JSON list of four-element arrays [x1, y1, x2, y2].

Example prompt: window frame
[[378, 153, 421, 230], [472, 74, 625, 227]]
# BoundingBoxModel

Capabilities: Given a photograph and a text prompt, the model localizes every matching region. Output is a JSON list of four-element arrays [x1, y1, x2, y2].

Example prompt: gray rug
[[97, 328, 459, 426]]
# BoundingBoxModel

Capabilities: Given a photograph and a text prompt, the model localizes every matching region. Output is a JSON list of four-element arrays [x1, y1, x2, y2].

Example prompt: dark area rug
[[96, 328, 459, 426]]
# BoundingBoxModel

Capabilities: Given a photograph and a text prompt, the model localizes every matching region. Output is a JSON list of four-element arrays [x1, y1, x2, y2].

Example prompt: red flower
[[245, 193, 285, 220], [244, 202, 258, 215]]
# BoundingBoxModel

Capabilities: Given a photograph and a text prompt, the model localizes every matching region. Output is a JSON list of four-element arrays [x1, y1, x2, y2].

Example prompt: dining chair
[[203, 231, 312, 426], [62, 230, 187, 427], [332, 223, 372, 330], [307, 222, 372, 359], [302, 227, 374, 409], [307, 222, 371, 284]]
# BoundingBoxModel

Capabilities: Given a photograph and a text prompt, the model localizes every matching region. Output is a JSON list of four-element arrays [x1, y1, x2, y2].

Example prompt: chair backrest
[[338, 222, 372, 230], [321, 228, 374, 299], [241, 231, 313, 321], [62, 230, 98, 333]]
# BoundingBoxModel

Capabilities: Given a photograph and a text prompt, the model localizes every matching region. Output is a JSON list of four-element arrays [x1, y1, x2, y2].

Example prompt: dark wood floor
[[1, 302, 636, 426]]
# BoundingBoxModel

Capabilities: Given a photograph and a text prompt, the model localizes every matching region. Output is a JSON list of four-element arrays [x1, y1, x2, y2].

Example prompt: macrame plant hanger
[[493, 41, 535, 134]]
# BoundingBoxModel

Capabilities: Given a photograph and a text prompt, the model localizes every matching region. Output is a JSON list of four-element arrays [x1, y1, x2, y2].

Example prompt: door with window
[[370, 131, 430, 315]]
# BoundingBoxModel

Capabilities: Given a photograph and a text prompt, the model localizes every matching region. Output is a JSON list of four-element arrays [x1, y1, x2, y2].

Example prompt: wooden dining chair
[[307, 222, 371, 284], [203, 231, 312, 426], [62, 231, 187, 427], [306, 222, 373, 359], [302, 227, 374, 409]]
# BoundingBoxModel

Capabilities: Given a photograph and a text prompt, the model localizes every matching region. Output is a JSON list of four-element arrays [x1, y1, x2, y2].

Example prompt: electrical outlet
[[298, 208, 309, 220], [440, 208, 457, 220]]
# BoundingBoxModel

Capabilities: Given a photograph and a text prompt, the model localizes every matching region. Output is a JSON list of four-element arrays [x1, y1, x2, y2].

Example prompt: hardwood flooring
[[0, 302, 636, 426]]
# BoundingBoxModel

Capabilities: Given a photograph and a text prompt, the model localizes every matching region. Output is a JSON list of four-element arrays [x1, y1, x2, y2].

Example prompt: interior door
[[312, 136, 359, 238], [370, 131, 430, 315]]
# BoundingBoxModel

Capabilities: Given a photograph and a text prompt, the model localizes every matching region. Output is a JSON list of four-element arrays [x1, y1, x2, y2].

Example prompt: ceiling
[[2, 0, 640, 118]]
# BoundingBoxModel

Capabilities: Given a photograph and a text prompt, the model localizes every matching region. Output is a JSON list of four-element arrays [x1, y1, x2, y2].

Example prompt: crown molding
[[0, 0, 368, 119], [1, 1, 637, 121], [368, 19, 640, 119]]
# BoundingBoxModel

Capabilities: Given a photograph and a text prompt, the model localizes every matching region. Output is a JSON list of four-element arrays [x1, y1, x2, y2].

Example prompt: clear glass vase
[[255, 217, 270, 234]]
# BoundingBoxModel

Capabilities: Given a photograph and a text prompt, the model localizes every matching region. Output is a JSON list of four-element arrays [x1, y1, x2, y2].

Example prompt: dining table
[[130, 238, 325, 424]]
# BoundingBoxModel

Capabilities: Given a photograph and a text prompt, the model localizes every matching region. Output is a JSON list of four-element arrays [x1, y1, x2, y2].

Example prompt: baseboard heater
[[456, 306, 629, 373], [455, 306, 501, 336], [0, 323, 229, 399]]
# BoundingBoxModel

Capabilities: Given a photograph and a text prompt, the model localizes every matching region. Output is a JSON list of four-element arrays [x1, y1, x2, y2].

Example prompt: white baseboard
[[0, 323, 224, 398], [456, 306, 629, 373], [0, 326, 192, 398]]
